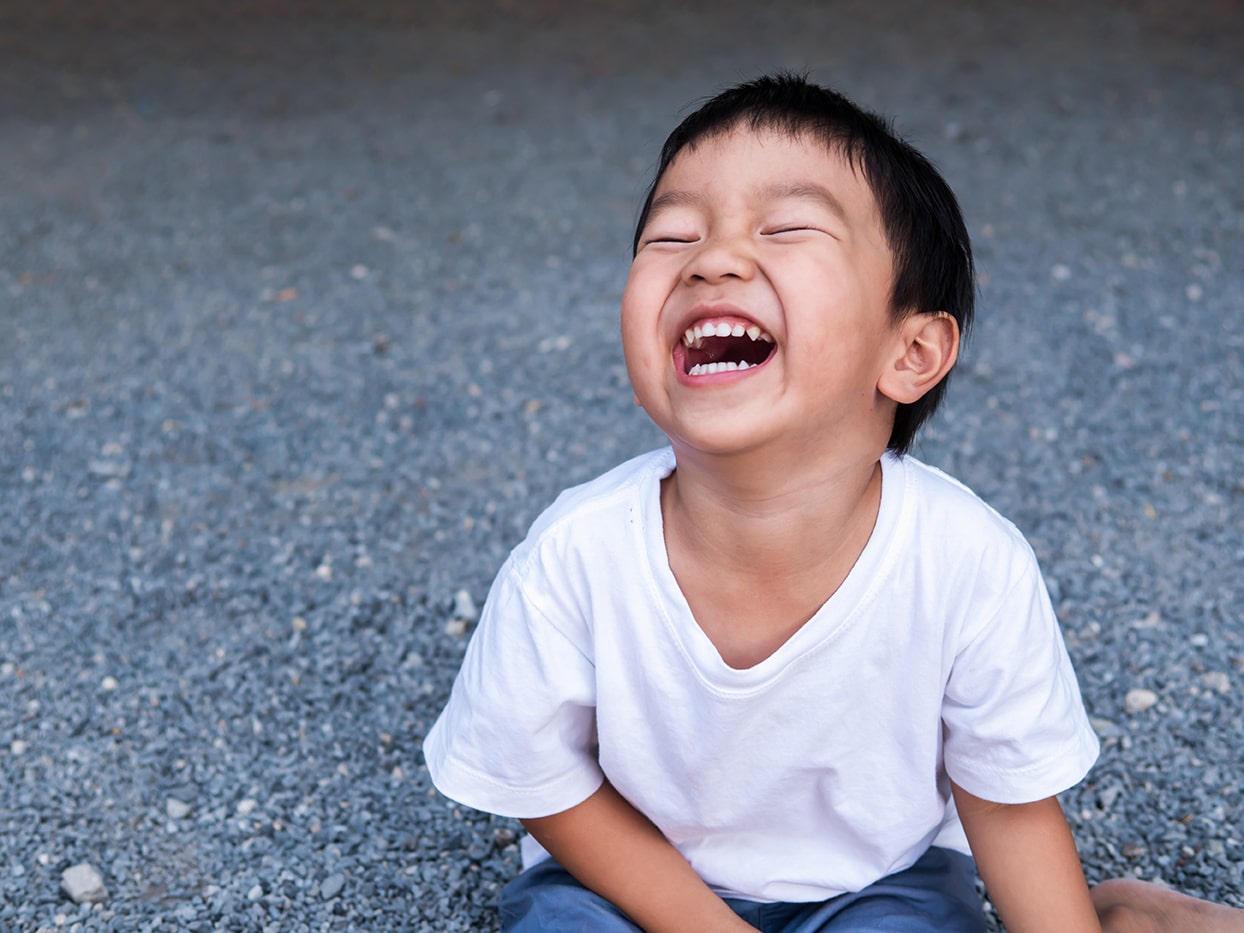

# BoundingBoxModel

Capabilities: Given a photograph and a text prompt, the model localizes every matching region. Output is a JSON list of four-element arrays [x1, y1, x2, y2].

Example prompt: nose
[[681, 229, 756, 285]]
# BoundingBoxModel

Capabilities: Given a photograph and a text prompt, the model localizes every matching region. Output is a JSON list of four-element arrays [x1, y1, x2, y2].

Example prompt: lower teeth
[[689, 361, 751, 376]]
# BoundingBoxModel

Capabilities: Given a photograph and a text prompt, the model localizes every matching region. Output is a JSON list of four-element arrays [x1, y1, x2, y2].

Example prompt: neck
[[662, 440, 887, 580]]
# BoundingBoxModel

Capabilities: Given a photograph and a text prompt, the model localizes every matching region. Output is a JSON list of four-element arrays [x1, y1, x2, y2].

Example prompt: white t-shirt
[[423, 448, 1099, 903]]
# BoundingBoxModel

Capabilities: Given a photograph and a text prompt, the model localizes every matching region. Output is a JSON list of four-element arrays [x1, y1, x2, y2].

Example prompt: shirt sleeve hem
[[945, 726, 1100, 805], [424, 735, 605, 820]]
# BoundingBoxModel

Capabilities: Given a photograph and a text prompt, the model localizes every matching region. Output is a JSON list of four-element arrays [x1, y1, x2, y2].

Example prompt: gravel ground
[[2, 2, 1242, 930]]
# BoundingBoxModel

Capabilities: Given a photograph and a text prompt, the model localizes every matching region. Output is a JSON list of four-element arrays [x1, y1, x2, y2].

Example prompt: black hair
[[632, 72, 974, 456]]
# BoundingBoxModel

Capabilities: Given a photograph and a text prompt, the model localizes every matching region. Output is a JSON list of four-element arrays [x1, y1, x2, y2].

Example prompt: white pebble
[[1051, 263, 1072, 281], [1203, 671, 1231, 693], [101, 676, 118, 691], [236, 798, 258, 815], [10, 739, 28, 755], [62, 863, 108, 904], [1124, 688, 1158, 713], [247, 883, 264, 901], [452, 589, 478, 623], [166, 798, 192, 820]]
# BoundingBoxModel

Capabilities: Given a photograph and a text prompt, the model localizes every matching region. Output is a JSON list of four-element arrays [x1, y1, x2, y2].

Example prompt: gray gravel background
[[2, 2, 1242, 930]]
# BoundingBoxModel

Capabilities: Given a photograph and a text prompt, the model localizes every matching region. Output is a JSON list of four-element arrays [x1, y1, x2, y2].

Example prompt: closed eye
[[764, 225, 823, 236], [640, 233, 699, 247]]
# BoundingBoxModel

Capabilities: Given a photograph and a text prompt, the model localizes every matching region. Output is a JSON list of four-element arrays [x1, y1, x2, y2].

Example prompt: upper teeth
[[682, 320, 774, 348]]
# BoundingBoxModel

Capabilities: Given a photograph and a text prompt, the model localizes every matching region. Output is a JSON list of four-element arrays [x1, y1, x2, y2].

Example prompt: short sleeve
[[941, 556, 1099, 804], [422, 557, 604, 818]]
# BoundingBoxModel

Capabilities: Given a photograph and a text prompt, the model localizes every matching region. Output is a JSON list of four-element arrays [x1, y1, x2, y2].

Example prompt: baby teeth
[[682, 321, 776, 347], [689, 361, 752, 376]]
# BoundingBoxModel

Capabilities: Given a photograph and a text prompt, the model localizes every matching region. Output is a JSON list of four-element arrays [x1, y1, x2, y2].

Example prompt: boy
[[425, 74, 1244, 932]]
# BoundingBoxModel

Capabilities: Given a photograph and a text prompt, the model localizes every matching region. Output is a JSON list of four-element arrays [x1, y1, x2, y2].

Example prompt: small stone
[[88, 460, 130, 479], [1090, 718, 1120, 738], [1098, 784, 1123, 811], [10, 739, 28, 755], [1125, 688, 1159, 713], [445, 618, 469, 637], [101, 676, 118, 691], [1121, 842, 1147, 858], [321, 872, 345, 900], [350, 264, 369, 280], [236, 798, 258, 816], [452, 589, 478, 623], [1203, 671, 1231, 693], [1051, 263, 1072, 281], [247, 883, 264, 901], [166, 798, 192, 820], [62, 863, 108, 904]]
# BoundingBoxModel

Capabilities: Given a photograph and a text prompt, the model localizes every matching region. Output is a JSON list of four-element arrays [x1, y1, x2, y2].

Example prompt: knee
[[1094, 885, 1159, 933], [1096, 900, 1157, 933]]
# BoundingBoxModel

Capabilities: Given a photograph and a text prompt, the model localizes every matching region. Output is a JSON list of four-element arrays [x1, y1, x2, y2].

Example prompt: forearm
[[952, 783, 1100, 933], [521, 781, 756, 933]]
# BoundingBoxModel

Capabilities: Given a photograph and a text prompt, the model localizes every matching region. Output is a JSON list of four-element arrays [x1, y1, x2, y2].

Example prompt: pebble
[[87, 460, 131, 479], [61, 863, 107, 904], [1125, 688, 1159, 713], [452, 589, 478, 623], [166, 798, 192, 820], [1202, 672, 1231, 693], [321, 872, 346, 900], [247, 883, 264, 901]]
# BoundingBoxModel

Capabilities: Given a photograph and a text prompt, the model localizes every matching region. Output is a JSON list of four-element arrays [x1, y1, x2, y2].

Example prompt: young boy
[[425, 74, 1244, 932]]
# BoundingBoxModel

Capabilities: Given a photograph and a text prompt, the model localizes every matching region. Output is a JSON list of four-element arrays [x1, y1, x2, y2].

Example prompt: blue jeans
[[500, 845, 987, 932]]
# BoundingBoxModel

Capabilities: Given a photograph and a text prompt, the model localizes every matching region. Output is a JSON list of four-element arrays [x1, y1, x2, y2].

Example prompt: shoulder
[[885, 453, 1043, 608], [889, 453, 1033, 555], [510, 447, 672, 569]]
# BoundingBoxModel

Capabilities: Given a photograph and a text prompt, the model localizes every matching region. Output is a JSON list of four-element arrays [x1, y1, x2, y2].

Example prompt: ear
[[877, 312, 960, 405]]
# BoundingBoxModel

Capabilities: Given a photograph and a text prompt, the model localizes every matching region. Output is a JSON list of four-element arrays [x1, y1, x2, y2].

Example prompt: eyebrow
[[644, 189, 706, 224], [644, 181, 849, 225], [756, 182, 849, 221]]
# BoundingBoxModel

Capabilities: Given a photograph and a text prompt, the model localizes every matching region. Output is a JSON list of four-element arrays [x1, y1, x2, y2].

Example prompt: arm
[[522, 780, 756, 933], [952, 782, 1101, 933]]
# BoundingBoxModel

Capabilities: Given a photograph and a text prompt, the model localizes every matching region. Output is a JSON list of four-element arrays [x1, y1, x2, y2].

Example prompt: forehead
[[653, 126, 877, 213]]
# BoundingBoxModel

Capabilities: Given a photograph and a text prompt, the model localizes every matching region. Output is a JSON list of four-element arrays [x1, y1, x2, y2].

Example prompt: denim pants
[[500, 845, 987, 932]]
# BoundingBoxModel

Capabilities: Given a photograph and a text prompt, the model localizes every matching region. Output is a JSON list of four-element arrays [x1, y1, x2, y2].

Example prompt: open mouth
[[681, 320, 776, 375]]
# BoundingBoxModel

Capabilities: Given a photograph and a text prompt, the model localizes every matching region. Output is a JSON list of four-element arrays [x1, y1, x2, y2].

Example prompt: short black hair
[[632, 72, 974, 456]]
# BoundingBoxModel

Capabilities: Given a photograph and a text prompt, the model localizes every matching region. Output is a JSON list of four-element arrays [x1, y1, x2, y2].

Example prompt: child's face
[[621, 126, 907, 459]]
